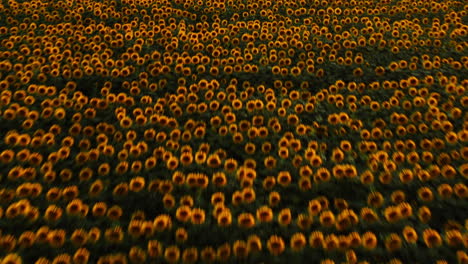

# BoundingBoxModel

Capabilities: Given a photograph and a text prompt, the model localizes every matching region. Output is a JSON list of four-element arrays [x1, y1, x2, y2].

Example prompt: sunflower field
[[0, 0, 467, 263]]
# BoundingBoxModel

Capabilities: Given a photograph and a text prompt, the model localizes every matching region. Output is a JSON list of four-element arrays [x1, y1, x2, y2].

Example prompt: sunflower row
[[1, 226, 468, 264], [3, 192, 468, 248], [2, 159, 467, 200], [4, 171, 467, 205]]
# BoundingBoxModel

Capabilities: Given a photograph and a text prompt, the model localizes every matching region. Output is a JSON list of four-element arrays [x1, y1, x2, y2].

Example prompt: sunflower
[[200, 247, 216, 263], [268, 191, 281, 207], [344, 250, 357, 263], [241, 187, 256, 204], [420, 151, 434, 164], [375, 66, 385, 76], [210, 192, 224, 206], [423, 229, 442, 248], [277, 171, 291, 187], [47, 229, 66, 248], [437, 153, 452, 167], [332, 165, 344, 179], [290, 232, 307, 252], [15, 184, 31, 198], [231, 191, 243, 206], [217, 211, 232, 227], [454, 183, 468, 198], [159, 179, 176, 194], [164, 246, 180, 264], [336, 165, 353, 179], [445, 230, 463, 247], [35, 226, 50, 245], [360, 207, 379, 223], [367, 192, 384, 208], [8, 166, 24, 181], [256, 206, 273, 223], [390, 164, 408, 180], [190, 151, 206, 165], [169, 171, 184, 186], [119, 116, 133, 129], [0, 234, 16, 253], [112, 183, 128, 198], [216, 243, 231, 262], [264, 156, 277, 170], [360, 170, 374, 184], [232, 240, 249, 259], [190, 208, 205, 225], [352, 67, 363, 77], [0, 149, 14, 163], [70, 229, 88, 247], [138, 220, 153, 237], [262, 176, 276, 190], [267, 235, 285, 256], [362, 232, 378, 250], [417, 187, 434, 202], [298, 177, 312, 192], [322, 234, 339, 251], [319, 211, 335, 228], [437, 184, 453, 199], [87, 227, 101, 244], [237, 213, 256, 229], [331, 148, 345, 163], [175, 227, 188, 243], [401, 226, 418, 244], [66, 199, 83, 216], [206, 154, 221, 168], [441, 165, 457, 179], [128, 246, 147, 263], [114, 161, 129, 175], [92, 202, 107, 217], [384, 206, 401, 223], [316, 167, 330, 181], [52, 254, 71, 264], [334, 198, 349, 212], [397, 202, 413, 218], [305, 231, 324, 249], [212, 172, 227, 187], [106, 206, 123, 221], [73, 248, 90, 264], [406, 151, 420, 164], [129, 176, 145, 192], [44, 205, 63, 222], [418, 206, 432, 223], [308, 199, 322, 216], [335, 235, 350, 251], [457, 251, 468, 264], [223, 158, 238, 173], [327, 113, 339, 125], [147, 240, 163, 258], [277, 208, 292, 227], [166, 156, 179, 170], [384, 233, 402, 252], [154, 214, 172, 233], [445, 131, 459, 145], [163, 194, 176, 209], [239, 235, 262, 254]]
